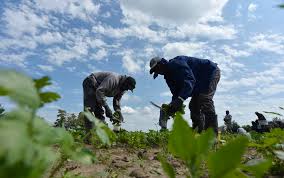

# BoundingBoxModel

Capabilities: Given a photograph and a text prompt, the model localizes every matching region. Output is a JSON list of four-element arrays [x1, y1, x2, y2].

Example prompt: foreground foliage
[[159, 113, 274, 178], [0, 70, 112, 178]]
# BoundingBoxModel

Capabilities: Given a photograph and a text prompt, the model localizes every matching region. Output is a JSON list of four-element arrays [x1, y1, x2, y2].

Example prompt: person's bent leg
[[83, 78, 96, 144], [94, 101, 106, 124], [200, 68, 220, 135], [189, 95, 204, 133]]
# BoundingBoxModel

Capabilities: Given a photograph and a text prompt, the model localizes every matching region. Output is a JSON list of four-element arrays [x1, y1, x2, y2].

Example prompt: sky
[[1, 0, 284, 131]]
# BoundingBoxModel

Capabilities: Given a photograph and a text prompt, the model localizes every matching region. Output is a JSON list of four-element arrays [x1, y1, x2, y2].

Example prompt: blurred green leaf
[[263, 111, 282, 116], [278, 4, 284, 8], [168, 113, 195, 161], [34, 76, 52, 90], [208, 136, 248, 178], [158, 155, 176, 178], [274, 151, 284, 160], [39, 92, 61, 105], [71, 147, 96, 164], [197, 128, 215, 156], [84, 111, 113, 145], [0, 70, 40, 109], [242, 159, 272, 178]]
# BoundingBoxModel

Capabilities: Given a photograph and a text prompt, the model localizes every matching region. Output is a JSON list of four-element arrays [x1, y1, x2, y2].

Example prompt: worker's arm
[[167, 62, 195, 115], [96, 77, 115, 118], [113, 91, 125, 112]]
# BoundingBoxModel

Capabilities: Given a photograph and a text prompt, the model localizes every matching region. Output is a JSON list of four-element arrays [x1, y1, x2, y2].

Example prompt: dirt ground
[[55, 146, 187, 178], [54, 145, 275, 178]]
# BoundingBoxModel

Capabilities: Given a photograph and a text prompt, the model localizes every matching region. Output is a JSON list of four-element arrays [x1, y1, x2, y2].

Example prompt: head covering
[[125, 76, 136, 92], [149, 57, 162, 79]]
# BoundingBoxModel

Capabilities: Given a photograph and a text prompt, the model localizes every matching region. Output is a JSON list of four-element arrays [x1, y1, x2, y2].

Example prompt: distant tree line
[[53, 109, 85, 131]]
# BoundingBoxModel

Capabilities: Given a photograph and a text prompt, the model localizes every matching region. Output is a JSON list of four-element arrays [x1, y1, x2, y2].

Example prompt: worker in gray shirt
[[82, 72, 136, 133]]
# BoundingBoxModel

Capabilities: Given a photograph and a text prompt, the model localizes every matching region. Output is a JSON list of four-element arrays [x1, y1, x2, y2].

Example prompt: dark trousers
[[82, 77, 105, 131], [189, 68, 221, 133]]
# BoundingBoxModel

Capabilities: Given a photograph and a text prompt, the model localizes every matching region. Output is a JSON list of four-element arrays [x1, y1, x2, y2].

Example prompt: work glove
[[168, 97, 184, 116], [113, 110, 124, 124], [104, 105, 113, 119]]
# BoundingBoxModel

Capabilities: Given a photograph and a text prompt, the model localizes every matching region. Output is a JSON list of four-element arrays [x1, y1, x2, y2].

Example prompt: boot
[[191, 113, 204, 133], [204, 114, 218, 136]]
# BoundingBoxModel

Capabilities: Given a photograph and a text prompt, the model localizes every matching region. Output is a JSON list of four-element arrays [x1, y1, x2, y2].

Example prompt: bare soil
[[55, 146, 187, 178]]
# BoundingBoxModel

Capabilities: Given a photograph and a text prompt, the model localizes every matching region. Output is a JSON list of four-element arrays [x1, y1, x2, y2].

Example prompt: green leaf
[[278, 4, 284, 8], [158, 155, 176, 178], [279, 106, 284, 110], [168, 113, 195, 161], [34, 76, 52, 90], [0, 70, 40, 109], [95, 125, 111, 145], [274, 150, 284, 160], [84, 111, 113, 145], [197, 128, 215, 156], [241, 159, 272, 178], [39, 92, 61, 105], [71, 147, 96, 164], [208, 136, 249, 178], [263, 111, 282, 116]]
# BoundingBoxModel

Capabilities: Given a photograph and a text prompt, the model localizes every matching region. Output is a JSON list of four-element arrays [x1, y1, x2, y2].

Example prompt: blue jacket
[[164, 56, 218, 100]]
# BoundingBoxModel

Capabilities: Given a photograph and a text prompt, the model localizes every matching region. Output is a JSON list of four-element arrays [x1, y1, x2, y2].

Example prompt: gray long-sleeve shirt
[[88, 72, 127, 111]]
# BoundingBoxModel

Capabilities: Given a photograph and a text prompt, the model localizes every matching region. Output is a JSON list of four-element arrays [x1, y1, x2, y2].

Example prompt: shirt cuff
[[178, 96, 185, 102]]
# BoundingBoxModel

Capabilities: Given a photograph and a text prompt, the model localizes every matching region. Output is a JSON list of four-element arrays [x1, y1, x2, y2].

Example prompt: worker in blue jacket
[[149, 56, 221, 134]]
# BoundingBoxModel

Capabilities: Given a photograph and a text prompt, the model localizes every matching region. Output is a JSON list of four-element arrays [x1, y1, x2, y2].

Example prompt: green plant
[[115, 130, 169, 148], [249, 129, 284, 175], [0, 104, 4, 117], [160, 113, 272, 178], [0, 70, 110, 178]]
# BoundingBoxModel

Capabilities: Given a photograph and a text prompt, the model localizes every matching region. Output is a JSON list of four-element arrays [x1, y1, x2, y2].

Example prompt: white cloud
[[35, 0, 100, 20], [256, 84, 284, 96], [162, 42, 207, 59], [168, 24, 237, 40], [0, 53, 31, 67], [3, 5, 49, 37], [235, 4, 242, 17], [160, 91, 171, 97], [92, 24, 166, 43], [47, 47, 79, 66], [222, 45, 251, 57], [38, 64, 54, 72], [66, 66, 76, 72], [248, 3, 257, 13], [35, 32, 63, 45], [92, 48, 108, 61], [246, 34, 284, 54], [122, 93, 141, 103], [121, 106, 137, 114], [121, 51, 143, 73], [120, 0, 229, 25]]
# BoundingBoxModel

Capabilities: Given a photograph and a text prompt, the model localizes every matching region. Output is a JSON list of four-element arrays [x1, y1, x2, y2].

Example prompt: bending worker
[[82, 72, 136, 133], [149, 56, 220, 134]]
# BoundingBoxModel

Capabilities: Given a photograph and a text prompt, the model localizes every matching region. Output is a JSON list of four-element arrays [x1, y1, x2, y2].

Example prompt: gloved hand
[[113, 110, 124, 124], [104, 105, 113, 119], [168, 98, 184, 116]]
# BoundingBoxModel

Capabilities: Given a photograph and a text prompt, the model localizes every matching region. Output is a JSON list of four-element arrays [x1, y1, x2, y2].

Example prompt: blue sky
[[1, 0, 284, 131]]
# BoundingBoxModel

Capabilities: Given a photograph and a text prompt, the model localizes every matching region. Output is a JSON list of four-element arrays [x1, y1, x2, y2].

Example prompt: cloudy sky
[[1, 0, 284, 131]]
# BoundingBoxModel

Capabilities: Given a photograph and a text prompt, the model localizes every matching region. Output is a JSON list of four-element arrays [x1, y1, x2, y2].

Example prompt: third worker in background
[[149, 56, 221, 134]]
